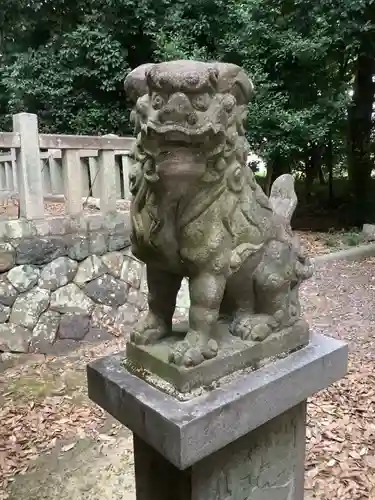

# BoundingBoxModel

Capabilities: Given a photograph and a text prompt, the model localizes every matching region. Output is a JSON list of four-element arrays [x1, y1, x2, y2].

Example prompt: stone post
[[62, 149, 83, 215], [5, 161, 14, 191], [121, 153, 132, 200], [88, 334, 347, 500], [12, 113, 45, 219], [48, 150, 64, 195], [0, 163, 6, 191]]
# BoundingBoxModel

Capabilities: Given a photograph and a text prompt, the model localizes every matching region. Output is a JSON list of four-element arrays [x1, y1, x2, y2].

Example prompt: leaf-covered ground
[[0, 240, 375, 499]]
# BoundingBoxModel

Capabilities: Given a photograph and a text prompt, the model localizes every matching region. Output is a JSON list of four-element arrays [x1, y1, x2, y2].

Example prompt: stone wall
[[0, 212, 189, 354]]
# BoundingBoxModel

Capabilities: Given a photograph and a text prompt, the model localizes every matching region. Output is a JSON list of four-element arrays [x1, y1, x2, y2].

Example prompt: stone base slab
[[87, 333, 347, 469], [126, 319, 309, 393]]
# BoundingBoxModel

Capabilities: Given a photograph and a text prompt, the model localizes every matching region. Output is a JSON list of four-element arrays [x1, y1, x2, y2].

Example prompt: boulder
[[50, 283, 95, 314], [0, 243, 15, 272], [10, 287, 50, 329], [58, 313, 90, 340], [0, 278, 18, 307], [30, 310, 60, 352], [39, 256, 78, 291], [362, 224, 375, 241], [74, 255, 106, 287], [7, 264, 40, 292], [0, 323, 32, 352], [84, 274, 128, 307]]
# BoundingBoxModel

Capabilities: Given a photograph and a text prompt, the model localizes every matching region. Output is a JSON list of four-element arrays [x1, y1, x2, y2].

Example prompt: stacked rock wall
[[0, 213, 189, 354]]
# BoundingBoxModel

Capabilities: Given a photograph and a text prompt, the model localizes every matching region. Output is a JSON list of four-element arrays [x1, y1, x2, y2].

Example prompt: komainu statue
[[124, 60, 313, 370]]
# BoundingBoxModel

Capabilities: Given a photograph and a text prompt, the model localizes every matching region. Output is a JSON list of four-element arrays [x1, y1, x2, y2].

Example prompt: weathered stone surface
[[124, 60, 313, 369], [176, 279, 190, 309], [30, 310, 60, 352], [0, 323, 32, 352], [0, 278, 18, 306], [90, 303, 137, 336], [88, 333, 347, 469], [10, 287, 50, 329], [269, 174, 298, 221], [128, 319, 309, 393], [38, 256, 78, 291], [6, 219, 36, 239], [65, 234, 90, 261], [85, 326, 114, 343], [74, 255, 106, 287], [91, 304, 112, 328], [362, 224, 375, 241], [107, 232, 129, 252], [58, 313, 90, 340], [0, 243, 15, 272], [84, 274, 129, 307], [102, 252, 125, 278], [130, 403, 303, 500], [14, 236, 67, 265], [115, 303, 139, 330], [127, 287, 147, 311], [120, 256, 143, 289], [0, 304, 10, 323], [7, 264, 40, 292], [50, 283, 95, 314], [89, 232, 108, 255]]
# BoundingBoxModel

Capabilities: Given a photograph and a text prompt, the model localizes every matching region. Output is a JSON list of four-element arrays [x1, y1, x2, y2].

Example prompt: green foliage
[[2, 21, 131, 134], [0, 0, 374, 224]]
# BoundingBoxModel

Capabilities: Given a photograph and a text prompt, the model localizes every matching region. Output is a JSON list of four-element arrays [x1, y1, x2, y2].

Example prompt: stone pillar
[[0, 163, 6, 191], [121, 153, 132, 200], [5, 161, 14, 191], [48, 150, 64, 195], [88, 157, 101, 198], [87, 334, 347, 500], [13, 113, 45, 219]]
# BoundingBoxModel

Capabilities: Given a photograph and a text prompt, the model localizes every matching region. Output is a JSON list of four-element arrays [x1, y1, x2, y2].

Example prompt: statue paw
[[169, 334, 218, 367], [130, 312, 168, 345], [230, 313, 283, 342]]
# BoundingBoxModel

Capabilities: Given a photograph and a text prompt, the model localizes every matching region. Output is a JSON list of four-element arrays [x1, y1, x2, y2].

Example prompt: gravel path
[[301, 257, 375, 355]]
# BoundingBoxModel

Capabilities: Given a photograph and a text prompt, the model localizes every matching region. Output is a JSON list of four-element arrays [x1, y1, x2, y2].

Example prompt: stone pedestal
[[87, 334, 347, 500]]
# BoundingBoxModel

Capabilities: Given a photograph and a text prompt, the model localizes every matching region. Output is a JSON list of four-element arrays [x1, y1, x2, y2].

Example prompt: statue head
[[125, 60, 253, 153], [125, 60, 254, 193]]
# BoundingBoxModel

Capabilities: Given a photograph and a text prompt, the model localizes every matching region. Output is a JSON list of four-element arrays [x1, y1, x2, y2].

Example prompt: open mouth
[[142, 122, 223, 147]]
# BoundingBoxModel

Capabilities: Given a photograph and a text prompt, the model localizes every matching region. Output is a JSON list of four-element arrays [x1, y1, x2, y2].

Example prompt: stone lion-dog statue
[[124, 60, 313, 368]]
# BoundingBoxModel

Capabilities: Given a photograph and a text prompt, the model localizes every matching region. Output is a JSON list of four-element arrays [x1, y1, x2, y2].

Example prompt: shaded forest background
[[1, 0, 375, 228]]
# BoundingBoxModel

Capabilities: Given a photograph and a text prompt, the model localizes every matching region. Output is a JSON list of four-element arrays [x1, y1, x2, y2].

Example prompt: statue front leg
[[169, 271, 226, 367], [131, 266, 182, 345]]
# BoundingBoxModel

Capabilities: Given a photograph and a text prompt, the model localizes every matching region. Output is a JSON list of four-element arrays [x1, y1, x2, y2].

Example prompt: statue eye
[[152, 94, 164, 110], [191, 93, 211, 111]]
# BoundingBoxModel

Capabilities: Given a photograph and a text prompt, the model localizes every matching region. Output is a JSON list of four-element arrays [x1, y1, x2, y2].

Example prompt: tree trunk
[[265, 155, 285, 195], [326, 133, 334, 206], [347, 44, 375, 225], [305, 144, 322, 200]]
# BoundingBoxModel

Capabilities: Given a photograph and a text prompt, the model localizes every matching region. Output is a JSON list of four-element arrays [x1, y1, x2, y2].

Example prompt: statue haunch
[[124, 60, 313, 368]]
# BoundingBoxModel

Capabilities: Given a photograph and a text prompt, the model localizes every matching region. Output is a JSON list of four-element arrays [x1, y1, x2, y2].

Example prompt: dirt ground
[[1, 237, 375, 499]]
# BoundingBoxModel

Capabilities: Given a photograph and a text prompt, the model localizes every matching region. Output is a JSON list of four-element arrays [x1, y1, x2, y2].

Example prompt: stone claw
[[169, 334, 218, 367], [230, 313, 282, 342], [130, 312, 168, 345]]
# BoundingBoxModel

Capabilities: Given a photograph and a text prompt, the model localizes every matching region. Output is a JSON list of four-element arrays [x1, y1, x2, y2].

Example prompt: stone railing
[[0, 113, 136, 219]]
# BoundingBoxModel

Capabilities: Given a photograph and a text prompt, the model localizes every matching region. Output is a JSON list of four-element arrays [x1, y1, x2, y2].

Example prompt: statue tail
[[268, 174, 297, 225]]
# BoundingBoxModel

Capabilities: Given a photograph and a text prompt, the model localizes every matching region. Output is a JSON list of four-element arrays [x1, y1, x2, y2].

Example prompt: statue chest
[[131, 195, 184, 273]]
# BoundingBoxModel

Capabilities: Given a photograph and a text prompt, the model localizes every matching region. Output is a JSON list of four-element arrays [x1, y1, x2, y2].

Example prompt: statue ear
[[214, 63, 254, 105], [208, 67, 219, 89], [124, 63, 154, 103]]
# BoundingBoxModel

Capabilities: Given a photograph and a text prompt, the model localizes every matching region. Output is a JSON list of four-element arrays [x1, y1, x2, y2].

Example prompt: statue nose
[[159, 93, 196, 124]]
